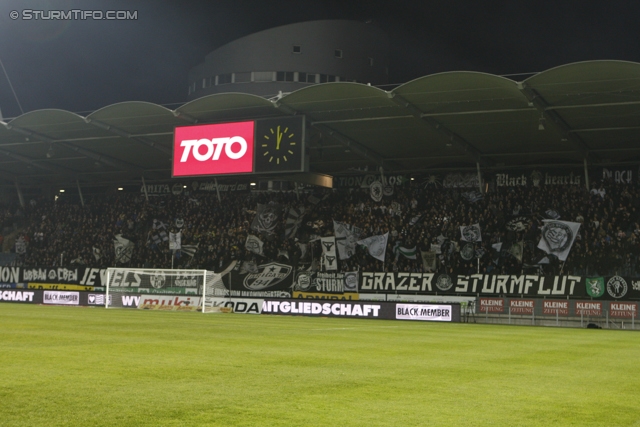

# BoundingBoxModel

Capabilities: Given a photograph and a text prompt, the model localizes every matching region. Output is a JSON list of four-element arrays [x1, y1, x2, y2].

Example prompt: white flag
[[357, 232, 389, 262], [537, 220, 581, 261], [245, 235, 264, 256], [334, 220, 363, 260], [320, 236, 337, 271], [460, 224, 482, 242], [169, 231, 182, 250]]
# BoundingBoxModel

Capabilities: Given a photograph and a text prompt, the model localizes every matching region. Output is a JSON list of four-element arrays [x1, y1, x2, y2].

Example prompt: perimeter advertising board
[[0, 290, 39, 303], [261, 300, 460, 322], [4, 266, 640, 300]]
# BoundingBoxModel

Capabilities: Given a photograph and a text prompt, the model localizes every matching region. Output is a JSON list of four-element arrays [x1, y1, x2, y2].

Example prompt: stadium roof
[[1, 60, 640, 190]]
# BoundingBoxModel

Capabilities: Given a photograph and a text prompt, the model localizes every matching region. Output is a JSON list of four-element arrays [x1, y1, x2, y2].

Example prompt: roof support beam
[[387, 92, 488, 166], [517, 83, 595, 162], [85, 118, 172, 155], [570, 125, 640, 133], [274, 100, 389, 170], [172, 110, 199, 124], [6, 124, 145, 173], [546, 100, 640, 111], [0, 147, 77, 176]]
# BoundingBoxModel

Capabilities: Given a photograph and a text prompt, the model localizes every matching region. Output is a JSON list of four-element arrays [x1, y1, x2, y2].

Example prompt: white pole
[[583, 157, 590, 191], [76, 180, 85, 207], [214, 178, 222, 203], [105, 269, 110, 308], [141, 176, 149, 202], [201, 270, 206, 314]]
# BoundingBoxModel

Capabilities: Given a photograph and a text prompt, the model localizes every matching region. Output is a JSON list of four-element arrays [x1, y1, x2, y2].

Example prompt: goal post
[[105, 267, 210, 312]]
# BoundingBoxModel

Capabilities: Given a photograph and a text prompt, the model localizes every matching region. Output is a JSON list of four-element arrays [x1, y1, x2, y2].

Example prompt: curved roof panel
[[279, 82, 403, 123], [394, 71, 529, 114], [0, 60, 638, 190], [176, 93, 280, 123]]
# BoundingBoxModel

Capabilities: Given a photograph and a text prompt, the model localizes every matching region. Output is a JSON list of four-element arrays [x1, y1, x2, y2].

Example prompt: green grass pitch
[[1, 304, 639, 427]]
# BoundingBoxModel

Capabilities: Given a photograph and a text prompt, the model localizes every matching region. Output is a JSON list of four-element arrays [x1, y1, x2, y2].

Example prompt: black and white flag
[[544, 209, 562, 220], [460, 224, 482, 242], [537, 220, 581, 261], [461, 190, 483, 203], [509, 241, 524, 262], [114, 234, 134, 264], [357, 232, 389, 262], [421, 250, 437, 272], [182, 244, 198, 258], [15, 236, 27, 255], [506, 217, 531, 232], [409, 214, 422, 226], [92, 246, 101, 261], [245, 235, 264, 256], [333, 220, 363, 260], [251, 203, 282, 234], [320, 236, 337, 271], [284, 206, 305, 239], [370, 181, 383, 202], [460, 243, 475, 260]]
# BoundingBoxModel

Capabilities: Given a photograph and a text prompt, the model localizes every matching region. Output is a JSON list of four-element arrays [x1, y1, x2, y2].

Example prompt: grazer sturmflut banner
[[359, 272, 640, 300]]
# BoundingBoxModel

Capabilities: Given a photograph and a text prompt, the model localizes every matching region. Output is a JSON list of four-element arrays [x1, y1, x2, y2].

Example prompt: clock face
[[254, 116, 304, 173]]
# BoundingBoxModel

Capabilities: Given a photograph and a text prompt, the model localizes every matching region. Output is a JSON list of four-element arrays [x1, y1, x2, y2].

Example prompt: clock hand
[[276, 126, 282, 150]]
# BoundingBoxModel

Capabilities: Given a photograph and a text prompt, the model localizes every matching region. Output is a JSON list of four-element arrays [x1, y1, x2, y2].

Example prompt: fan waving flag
[[537, 220, 581, 261], [357, 232, 389, 262], [251, 203, 282, 234], [393, 242, 417, 260], [460, 224, 482, 242], [114, 235, 134, 264], [334, 220, 363, 260], [284, 206, 305, 239], [169, 231, 181, 250]]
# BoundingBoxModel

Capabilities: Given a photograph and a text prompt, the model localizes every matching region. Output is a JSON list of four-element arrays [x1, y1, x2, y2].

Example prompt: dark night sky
[[0, 0, 639, 119]]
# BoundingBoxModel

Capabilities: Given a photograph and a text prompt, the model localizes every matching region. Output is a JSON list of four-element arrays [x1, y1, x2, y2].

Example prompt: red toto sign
[[173, 121, 255, 176]]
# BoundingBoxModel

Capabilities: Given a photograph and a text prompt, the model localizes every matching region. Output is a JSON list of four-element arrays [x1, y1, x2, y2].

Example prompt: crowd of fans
[[2, 175, 640, 278]]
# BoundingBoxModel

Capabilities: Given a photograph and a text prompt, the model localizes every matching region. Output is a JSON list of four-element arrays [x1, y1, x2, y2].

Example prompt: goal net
[[105, 268, 218, 313]]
